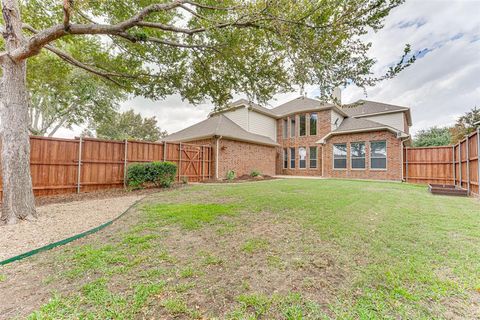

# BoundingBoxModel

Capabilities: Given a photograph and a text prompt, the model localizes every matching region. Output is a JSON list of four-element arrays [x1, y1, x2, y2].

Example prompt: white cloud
[[54, 0, 480, 139]]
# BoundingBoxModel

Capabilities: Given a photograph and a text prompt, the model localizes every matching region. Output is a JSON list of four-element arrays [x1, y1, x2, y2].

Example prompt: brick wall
[[275, 110, 331, 176], [323, 130, 403, 181], [187, 138, 276, 179]]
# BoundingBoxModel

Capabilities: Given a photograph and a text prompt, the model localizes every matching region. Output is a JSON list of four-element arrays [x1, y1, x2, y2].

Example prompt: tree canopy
[[450, 107, 480, 144], [413, 127, 451, 147], [94, 109, 167, 141]]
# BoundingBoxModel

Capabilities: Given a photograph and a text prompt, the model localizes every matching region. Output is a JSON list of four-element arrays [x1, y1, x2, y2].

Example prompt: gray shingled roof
[[342, 100, 409, 116], [270, 96, 346, 117], [333, 117, 388, 132], [162, 114, 278, 146]]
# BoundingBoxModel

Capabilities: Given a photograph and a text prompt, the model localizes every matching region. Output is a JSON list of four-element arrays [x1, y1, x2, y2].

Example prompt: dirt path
[[0, 195, 143, 261]]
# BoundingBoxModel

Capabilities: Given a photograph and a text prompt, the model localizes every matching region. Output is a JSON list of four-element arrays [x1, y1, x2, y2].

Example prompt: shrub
[[250, 170, 261, 177], [127, 161, 177, 189], [226, 170, 236, 181]]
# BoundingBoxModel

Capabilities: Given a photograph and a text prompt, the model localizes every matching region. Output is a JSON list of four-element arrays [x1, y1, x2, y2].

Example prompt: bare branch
[[63, 0, 73, 30]]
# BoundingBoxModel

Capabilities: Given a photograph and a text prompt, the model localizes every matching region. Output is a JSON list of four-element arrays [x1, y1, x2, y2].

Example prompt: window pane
[[371, 141, 386, 157], [282, 119, 288, 138], [299, 114, 306, 136], [371, 158, 386, 169], [290, 118, 296, 138], [310, 113, 317, 135], [283, 148, 288, 169], [352, 158, 365, 169], [309, 147, 317, 168], [334, 159, 347, 169], [290, 147, 295, 168], [351, 143, 365, 157], [333, 144, 347, 158], [299, 147, 306, 168]]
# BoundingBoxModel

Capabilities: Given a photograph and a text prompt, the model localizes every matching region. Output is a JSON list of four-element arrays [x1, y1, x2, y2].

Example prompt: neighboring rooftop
[[162, 114, 278, 146]]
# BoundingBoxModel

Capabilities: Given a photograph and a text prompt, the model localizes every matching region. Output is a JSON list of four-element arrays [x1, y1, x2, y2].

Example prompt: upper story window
[[290, 117, 296, 138], [370, 141, 387, 169], [333, 143, 347, 169], [299, 114, 306, 136], [309, 146, 317, 169], [299, 147, 307, 168], [310, 113, 317, 135], [351, 142, 366, 169], [282, 119, 288, 139]]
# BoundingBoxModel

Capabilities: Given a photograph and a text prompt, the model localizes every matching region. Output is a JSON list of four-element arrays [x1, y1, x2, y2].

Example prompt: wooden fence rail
[[0, 136, 212, 198], [404, 129, 479, 196]]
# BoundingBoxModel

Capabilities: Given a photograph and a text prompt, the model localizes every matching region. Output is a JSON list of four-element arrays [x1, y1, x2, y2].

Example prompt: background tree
[[0, 0, 414, 224], [94, 109, 167, 141], [27, 51, 125, 136], [450, 107, 480, 144], [413, 127, 452, 147]]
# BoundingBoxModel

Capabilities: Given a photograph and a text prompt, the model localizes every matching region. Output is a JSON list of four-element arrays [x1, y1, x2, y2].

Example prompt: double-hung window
[[290, 147, 295, 168], [283, 148, 288, 169], [299, 147, 307, 168], [282, 119, 288, 139], [309, 113, 317, 135], [370, 141, 387, 169], [333, 144, 347, 169], [299, 114, 306, 136], [290, 117, 296, 138], [309, 146, 317, 168], [351, 142, 366, 169]]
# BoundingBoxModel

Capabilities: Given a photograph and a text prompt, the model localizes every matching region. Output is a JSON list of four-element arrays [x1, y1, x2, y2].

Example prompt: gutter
[[215, 135, 223, 180]]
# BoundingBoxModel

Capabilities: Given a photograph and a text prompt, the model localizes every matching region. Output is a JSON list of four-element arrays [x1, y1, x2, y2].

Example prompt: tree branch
[[63, 0, 73, 30]]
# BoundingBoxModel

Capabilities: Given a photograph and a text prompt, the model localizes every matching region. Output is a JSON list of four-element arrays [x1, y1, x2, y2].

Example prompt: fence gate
[[179, 143, 206, 182]]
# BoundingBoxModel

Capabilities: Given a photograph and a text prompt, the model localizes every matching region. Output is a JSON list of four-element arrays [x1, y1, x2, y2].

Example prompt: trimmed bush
[[226, 170, 236, 181], [250, 170, 261, 177], [127, 161, 177, 189]]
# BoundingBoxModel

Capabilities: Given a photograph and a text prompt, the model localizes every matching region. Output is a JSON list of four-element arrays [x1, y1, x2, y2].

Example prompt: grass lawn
[[1, 179, 479, 319]]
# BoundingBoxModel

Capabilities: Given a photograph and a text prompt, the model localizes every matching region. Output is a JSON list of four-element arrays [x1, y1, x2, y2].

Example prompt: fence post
[[459, 141, 462, 188], [163, 141, 167, 162], [201, 145, 204, 181], [478, 129, 480, 194], [466, 135, 470, 194], [76, 136, 83, 194], [123, 139, 128, 189], [178, 143, 182, 182], [452, 145, 456, 186]]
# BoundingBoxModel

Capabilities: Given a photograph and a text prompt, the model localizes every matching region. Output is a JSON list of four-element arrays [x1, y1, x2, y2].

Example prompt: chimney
[[332, 87, 342, 105]]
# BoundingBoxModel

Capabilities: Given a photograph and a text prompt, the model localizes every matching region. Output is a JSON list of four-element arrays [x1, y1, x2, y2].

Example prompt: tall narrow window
[[370, 141, 387, 169], [290, 117, 296, 138], [283, 148, 288, 169], [290, 147, 295, 168], [282, 119, 288, 139], [299, 114, 306, 136], [333, 144, 347, 169], [309, 146, 317, 168], [299, 147, 307, 168], [351, 142, 366, 169], [310, 113, 317, 135]]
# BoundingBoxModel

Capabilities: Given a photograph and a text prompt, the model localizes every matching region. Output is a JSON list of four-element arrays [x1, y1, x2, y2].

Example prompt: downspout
[[215, 135, 223, 180]]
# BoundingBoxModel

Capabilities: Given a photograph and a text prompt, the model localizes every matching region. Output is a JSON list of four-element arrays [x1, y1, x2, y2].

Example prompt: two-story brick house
[[163, 95, 411, 181]]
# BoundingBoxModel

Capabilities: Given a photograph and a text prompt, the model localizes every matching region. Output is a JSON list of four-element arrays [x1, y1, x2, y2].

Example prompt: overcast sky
[[57, 0, 480, 138]]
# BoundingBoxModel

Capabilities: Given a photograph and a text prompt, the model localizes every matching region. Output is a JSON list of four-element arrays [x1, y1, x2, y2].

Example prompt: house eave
[[316, 127, 409, 144]]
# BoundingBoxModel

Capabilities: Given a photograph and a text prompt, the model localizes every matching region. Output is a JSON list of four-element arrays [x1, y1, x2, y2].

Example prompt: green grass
[[21, 179, 480, 319]]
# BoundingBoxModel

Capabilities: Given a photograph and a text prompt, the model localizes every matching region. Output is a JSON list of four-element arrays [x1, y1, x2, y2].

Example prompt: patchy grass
[[1, 179, 479, 319]]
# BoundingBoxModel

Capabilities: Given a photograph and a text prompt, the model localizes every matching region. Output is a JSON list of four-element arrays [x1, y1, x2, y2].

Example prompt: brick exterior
[[275, 110, 331, 176], [322, 130, 403, 181], [187, 138, 276, 179]]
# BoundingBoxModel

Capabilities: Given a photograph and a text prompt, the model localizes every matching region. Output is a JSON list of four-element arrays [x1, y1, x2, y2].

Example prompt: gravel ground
[[0, 194, 144, 261]]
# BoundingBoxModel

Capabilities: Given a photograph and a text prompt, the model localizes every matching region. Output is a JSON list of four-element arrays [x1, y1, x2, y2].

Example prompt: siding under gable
[[361, 112, 406, 132], [331, 109, 344, 131], [222, 107, 248, 131], [248, 110, 277, 141]]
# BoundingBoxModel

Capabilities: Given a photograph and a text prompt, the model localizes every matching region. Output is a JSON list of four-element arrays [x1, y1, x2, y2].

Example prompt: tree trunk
[[0, 0, 37, 224]]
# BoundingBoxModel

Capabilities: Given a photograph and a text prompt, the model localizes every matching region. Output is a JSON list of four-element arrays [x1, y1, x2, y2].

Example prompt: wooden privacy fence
[[0, 136, 212, 198], [404, 129, 479, 196]]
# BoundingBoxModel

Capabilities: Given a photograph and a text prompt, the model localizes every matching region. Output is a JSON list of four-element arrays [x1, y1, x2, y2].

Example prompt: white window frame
[[350, 142, 366, 170], [309, 113, 317, 136], [333, 143, 347, 170], [370, 140, 387, 170], [290, 147, 295, 168], [282, 119, 288, 139], [283, 148, 288, 169], [299, 114, 306, 137], [290, 117, 296, 138], [299, 146, 307, 169]]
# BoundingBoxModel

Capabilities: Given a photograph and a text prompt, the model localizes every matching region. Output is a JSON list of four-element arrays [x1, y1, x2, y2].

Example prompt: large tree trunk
[[0, 0, 37, 224]]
